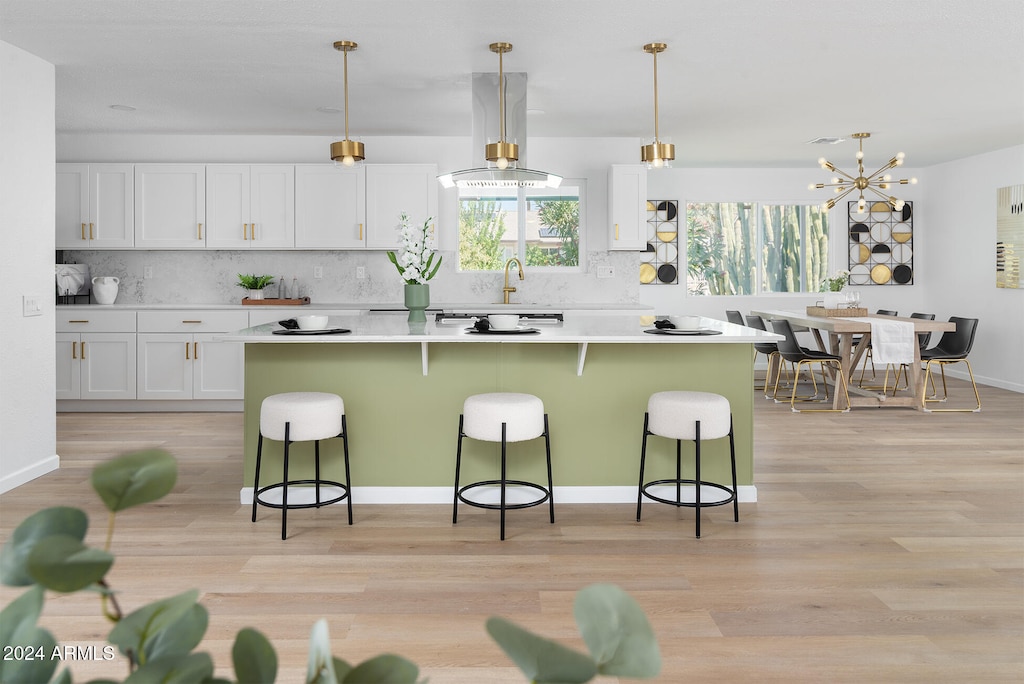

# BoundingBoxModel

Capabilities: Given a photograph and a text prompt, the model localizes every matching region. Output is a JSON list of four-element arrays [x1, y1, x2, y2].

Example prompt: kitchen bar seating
[[252, 392, 353, 540], [637, 391, 738, 538], [453, 393, 554, 540]]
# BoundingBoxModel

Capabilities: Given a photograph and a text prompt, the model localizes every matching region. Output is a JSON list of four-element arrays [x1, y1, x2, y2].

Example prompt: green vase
[[404, 283, 430, 323]]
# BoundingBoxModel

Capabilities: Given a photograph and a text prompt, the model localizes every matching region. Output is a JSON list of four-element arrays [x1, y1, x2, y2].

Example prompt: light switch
[[23, 295, 43, 317]]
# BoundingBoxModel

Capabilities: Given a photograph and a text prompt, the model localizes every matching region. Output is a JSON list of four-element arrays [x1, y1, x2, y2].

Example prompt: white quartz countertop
[[57, 301, 652, 313], [217, 313, 781, 344]]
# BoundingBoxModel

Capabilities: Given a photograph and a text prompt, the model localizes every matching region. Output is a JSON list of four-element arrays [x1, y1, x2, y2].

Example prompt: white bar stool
[[251, 392, 352, 539], [453, 392, 554, 540], [637, 390, 738, 538]]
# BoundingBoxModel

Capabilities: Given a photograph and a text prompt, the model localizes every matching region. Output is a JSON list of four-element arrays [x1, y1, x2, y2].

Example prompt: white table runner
[[852, 317, 915, 364]]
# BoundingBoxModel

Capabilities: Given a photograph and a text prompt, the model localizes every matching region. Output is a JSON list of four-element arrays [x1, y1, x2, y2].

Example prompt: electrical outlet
[[596, 266, 615, 279], [313, 266, 324, 279], [143, 265, 153, 279], [356, 266, 366, 279]]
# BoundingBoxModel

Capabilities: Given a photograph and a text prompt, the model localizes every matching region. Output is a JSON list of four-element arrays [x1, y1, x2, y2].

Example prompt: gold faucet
[[502, 257, 524, 304]]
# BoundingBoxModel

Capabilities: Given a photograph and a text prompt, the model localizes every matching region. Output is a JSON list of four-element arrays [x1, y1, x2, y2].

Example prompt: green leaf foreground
[[0, 506, 88, 586], [1, 448, 660, 683], [574, 584, 661, 678], [91, 449, 177, 513]]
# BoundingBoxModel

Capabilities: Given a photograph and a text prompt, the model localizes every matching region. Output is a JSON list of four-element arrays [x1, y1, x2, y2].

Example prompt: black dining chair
[[770, 318, 850, 412], [885, 312, 936, 393], [920, 317, 981, 412], [725, 310, 745, 326], [745, 314, 791, 398]]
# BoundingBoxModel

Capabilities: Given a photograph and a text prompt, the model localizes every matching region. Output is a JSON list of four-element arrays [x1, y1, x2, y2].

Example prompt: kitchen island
[[219, 314, 781, 505]]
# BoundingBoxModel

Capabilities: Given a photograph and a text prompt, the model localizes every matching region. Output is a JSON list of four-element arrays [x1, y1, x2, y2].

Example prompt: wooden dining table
[[750, 309, 955, 411]]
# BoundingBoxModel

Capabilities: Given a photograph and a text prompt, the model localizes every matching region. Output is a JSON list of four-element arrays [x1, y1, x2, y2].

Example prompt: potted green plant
[[237, 273, 275, 301], [386, 212, 441, 323]]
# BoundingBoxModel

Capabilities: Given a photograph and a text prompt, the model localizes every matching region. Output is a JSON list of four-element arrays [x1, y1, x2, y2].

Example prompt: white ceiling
[[2, 0, 1022, 167]]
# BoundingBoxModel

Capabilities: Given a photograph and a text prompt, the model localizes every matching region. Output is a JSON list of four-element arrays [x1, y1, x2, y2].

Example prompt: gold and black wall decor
[[848, 200, 913, 285], [640, 200, 679, 284], [996, 184, 1022, 289]]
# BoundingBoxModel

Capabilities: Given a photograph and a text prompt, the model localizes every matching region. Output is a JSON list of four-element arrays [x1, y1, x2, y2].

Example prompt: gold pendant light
[[329, 40, 365, 166], [810, 132, 917, 212], [641, 42, 674, 169], [485, 42, 519, 170]]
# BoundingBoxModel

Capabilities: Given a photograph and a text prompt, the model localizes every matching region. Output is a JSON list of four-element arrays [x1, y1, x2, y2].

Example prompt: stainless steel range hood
[[438, 71, 562, 189]]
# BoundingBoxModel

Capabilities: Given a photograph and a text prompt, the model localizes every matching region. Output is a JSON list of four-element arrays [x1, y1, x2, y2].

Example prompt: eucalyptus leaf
[[123, 651, 214, 684], [143, 602, 209, 661], [233, 627, 278, 684], [26, 535, 113, 593], [573, 584, 660, 678], [108, 589, 200, 662], [0, 586, 59, 684], [91, 449, 177, 513], [343, 654, 420, 684], [306, 618, 338, 684], [485, 616, 597, 684], [0, 507, 88, 587]]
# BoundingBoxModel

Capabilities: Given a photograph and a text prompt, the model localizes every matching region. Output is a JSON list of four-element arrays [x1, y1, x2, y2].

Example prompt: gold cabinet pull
[[89, 222, 95, 240], [81, 342, 86, 360], [193, 341, 199, 359], [81, 223, 86, 240], [185, 342, 190, 360], [68, 319, 89, 323], [250, 222, 256, 240], [182, 320, 202, 324], [615, 223, 619, 240], [197, 222, 203, 240], [72, 341, 78, 359], [243, 223, 249, 240], [359, 223, 363, 240]]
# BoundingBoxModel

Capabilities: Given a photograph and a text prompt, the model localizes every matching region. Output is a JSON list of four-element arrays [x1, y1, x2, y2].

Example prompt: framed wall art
[[848, 200, 913, 285]]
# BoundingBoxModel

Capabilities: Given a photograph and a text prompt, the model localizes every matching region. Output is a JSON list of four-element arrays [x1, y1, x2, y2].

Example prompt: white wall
[[923, 145, 1024, 392], [0, 41, 58, 492]]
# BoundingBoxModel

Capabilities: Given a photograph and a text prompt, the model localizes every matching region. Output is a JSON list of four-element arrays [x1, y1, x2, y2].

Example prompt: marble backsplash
[[60, 250, 640, 307]]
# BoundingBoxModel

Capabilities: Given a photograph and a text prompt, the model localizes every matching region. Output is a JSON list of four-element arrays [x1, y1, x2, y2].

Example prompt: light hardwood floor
[[2, 378, 1022, 683]]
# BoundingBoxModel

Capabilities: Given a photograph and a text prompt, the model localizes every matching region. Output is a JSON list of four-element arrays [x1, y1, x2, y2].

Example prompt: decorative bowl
[[296, 315, 329, 330], [487, 314, 520, 331], [668, 315, 701, 330]]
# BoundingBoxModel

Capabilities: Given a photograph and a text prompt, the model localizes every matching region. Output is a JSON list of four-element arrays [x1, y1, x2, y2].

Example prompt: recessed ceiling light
[[806, 136, 845, 145], [109, 104, 136, 112], [317, 106, 343, 114]]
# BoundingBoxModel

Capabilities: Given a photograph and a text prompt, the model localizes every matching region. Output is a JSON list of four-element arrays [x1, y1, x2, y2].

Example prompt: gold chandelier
[[329, 40, 365, 166], [486, 42, 518, 170], [810, 132, 917, 212], [640, 42, 674, 169]]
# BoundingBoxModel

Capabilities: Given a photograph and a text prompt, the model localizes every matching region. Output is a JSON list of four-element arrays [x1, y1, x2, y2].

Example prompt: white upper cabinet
[[134, 164, 207, 249], [608, 164, 647, 251], [56, 163, 134, 249], [294, 164, 366, 249], [364, 164, 438, 250], [206, 164, 295, 249]]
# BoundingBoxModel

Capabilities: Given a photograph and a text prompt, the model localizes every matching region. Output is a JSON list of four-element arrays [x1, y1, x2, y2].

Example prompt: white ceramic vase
[[92, 276, 119, 305]]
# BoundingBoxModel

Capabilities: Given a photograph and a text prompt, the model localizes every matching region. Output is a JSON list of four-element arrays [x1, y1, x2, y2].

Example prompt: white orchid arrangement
[[386, 212, 442, 284]]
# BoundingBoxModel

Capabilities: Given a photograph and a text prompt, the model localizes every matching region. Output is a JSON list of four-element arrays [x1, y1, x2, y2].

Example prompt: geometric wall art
[[848, 200, 913, 285], [996, 184, 1022, 289], [640, 199, 679, 284]]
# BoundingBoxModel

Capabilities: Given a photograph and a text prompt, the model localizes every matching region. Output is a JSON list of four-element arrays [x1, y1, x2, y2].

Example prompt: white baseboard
[[240, 484, 758, 506], [0, 455, 60, 495]]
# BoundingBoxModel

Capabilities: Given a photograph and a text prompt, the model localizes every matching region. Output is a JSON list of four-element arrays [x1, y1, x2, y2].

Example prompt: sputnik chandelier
[[810, 132, 917, 212], [330, 40, 365, 166]]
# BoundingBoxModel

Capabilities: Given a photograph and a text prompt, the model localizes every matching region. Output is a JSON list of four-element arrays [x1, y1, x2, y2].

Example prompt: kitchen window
[[458, 180, 584, 271], [685, 202, 829, 295]]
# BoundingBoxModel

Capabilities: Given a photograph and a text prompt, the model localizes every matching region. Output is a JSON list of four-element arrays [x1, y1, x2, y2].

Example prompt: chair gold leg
[[923, 359, 982, 413], [791, 360, 849, 413]]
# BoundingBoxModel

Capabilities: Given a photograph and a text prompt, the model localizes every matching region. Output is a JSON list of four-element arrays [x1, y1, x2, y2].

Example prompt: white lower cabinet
[[136, 311, 248, 400], [56, 311, 137, 400]]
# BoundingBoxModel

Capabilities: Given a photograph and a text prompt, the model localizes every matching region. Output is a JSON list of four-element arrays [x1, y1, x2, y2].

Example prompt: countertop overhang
[[218, 313, 781, 377]]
